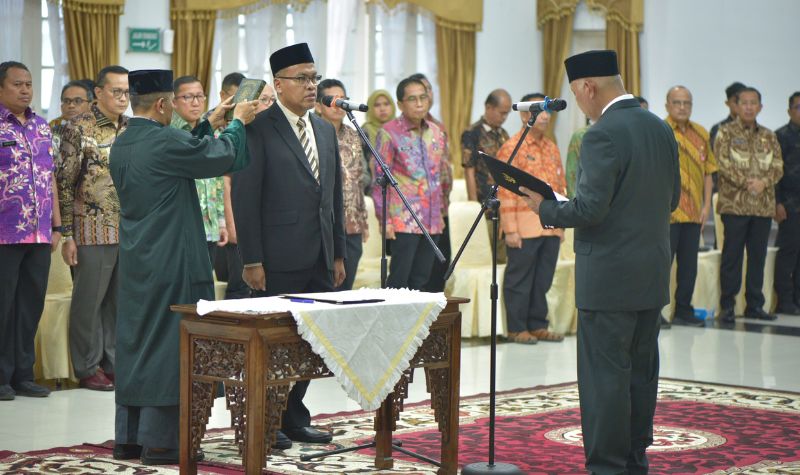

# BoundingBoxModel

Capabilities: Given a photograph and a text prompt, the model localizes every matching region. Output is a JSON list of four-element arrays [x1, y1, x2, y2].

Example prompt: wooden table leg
[[179, 324, 196, 475], [373, 395, 395, 469], [244, 336, 266, 474], [439, 315, 461, 475]]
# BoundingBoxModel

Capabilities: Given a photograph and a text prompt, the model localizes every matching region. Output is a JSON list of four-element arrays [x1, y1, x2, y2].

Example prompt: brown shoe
[[507, 331, 538, 345], [80, 371, 114, 391], [529, 328, 564, 342]]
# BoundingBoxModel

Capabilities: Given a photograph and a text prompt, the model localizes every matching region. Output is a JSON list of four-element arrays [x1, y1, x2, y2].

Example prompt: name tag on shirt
[[98, 143, 112, 149], [1, 140, 16, 147]]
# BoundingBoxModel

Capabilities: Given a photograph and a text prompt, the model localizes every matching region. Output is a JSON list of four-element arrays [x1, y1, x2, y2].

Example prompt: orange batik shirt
[[497, 129, 566, 239], [666, 117, 718, 224]]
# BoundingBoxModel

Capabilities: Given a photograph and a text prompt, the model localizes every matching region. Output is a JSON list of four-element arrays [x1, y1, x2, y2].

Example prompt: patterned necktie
[[297, 117, 319, 181]]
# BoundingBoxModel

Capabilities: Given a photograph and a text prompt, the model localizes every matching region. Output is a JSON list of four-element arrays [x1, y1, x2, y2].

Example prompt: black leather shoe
[[0, 384, 14, 401], [283, 426, 333, 444], [272, 430, 292, 450], [775, 303, 800, 316], [13, 381, 50, 397], [673, 313, 705, 327], [140, 447, 203, 465], [719, 308, 736, 324], [660, 316, 671, 329], [113, 443, 142, 460], [744, 307, 777, 321]]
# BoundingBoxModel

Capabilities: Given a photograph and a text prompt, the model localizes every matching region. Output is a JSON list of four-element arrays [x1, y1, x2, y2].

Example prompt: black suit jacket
[[539, 98, 680, 311], [232, 103, 346, 273]]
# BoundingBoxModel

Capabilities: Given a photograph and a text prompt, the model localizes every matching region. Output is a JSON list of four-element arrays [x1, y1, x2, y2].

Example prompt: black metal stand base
[[301, 439, 440, 467], [462, 462, 524, 474]]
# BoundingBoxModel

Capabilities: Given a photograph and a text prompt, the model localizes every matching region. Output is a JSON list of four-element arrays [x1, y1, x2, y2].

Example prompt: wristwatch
[[52, 225, 63, 233]]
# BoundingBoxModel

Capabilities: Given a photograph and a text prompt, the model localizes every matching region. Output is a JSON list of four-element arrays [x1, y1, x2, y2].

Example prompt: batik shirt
[[49, 116, 67, 158], [461, 116, 510, 203], [565, 126, 588, 199], [171, 114, 225, 242], [373, 115, 448, 235], [0, 104, 54, 244], [497, 129, 565, 239], [666, 117, 718, 224], [338, 123, 368, 235], [715, 118, 783, 217], [427, 112, 452, 216], [776, 121, 800, 213], [56, 104, 127, 245]]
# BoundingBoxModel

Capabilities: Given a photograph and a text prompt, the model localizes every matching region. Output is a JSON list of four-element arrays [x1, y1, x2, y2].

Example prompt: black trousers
[[0, 244, 50, 386], [577, 308, 661, 475], [424, 216, 450, 292], [251, 254, 334, 430], [503, 236, 560, 333], [719, 214, 771, 311], [387, 233, 441, 290], [224, 244, 249, 300], [336, 233, 363, 291], [774, 210, 800, 307], [669, 223, 701, 317]]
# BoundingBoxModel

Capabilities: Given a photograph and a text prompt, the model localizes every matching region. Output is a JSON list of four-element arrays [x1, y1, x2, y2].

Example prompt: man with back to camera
[[519, 50, 680, 474]]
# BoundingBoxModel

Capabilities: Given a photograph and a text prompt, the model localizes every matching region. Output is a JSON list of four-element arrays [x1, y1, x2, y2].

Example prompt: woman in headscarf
[[361, 90, 397, 190]]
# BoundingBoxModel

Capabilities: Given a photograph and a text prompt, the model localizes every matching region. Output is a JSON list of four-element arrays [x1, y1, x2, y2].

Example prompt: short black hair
[[789, 92, 800, 108], [130, 91, 171, 112], [316, 78, 346, 102], [635, 95, 648, 106], [61, 80, 93, 101], [737, 86, 762, 104], [222, 72, 245, 93], [725, 81, 746, 100], [485, 89, 510, 107], [408, 73, 429, 85], [95, 65, 129, 88], [396, 77, 427, 102], [521, 92, 545, 103], [0, 61, 29, 85], [173, 75, 201, 94]]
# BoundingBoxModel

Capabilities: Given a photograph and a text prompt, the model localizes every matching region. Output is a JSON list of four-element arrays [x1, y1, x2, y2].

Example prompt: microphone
[[321, 95, 368, 112], [512, 97, 567, 113]]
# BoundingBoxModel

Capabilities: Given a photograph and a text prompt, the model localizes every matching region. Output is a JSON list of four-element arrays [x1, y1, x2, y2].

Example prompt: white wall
[[118, 0, 171, 71], [641, 0, 800, 131]]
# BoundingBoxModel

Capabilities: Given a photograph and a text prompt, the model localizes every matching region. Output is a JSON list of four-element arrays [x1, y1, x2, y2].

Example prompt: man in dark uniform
[[232, 43, 346, 449], [519, 50, 680, 474], [109, 69, 256, 465]]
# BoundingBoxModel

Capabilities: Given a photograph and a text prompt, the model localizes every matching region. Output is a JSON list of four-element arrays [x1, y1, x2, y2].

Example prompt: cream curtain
[[586, 0, 643, 96], [170, 3, 216, 93], [537, 0, 579, 139], [48, 1, 69, 121], [62, 0, 123, 81], [0, 0, 24, 63]]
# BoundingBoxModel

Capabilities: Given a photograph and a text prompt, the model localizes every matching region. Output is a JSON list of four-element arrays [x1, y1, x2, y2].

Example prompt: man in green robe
[[108, 69, 257, 465]]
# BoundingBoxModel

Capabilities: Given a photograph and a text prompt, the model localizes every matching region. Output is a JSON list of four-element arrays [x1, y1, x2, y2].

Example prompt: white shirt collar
[[276, 98, 310, 125], [601, 93, 635, 116]]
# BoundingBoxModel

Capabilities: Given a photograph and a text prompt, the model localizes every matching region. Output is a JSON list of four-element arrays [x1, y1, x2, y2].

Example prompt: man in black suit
[[232, 43, 346, 449], [520, 50, 680, 474]]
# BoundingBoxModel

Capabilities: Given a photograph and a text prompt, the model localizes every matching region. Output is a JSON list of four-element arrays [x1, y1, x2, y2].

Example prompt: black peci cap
[[269, 43, 315, 75], [564, 50, 620, 83], [129, 69, 173, 95]]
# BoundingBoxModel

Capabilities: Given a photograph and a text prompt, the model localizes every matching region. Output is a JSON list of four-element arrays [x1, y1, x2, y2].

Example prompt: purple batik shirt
[[0, 104, 54, 244]]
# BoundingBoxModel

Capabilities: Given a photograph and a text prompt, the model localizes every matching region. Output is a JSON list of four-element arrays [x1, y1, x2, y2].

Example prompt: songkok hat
[[270, 43, 315, 75], [129, 69, 173, 95], [564, 50, 620, 83]]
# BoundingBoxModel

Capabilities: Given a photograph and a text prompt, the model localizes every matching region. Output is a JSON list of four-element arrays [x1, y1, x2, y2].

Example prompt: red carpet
[[2, 379, 800, 474]]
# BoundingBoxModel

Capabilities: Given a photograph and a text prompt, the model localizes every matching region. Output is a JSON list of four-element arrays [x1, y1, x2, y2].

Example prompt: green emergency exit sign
[[128, 28, 161, 53]]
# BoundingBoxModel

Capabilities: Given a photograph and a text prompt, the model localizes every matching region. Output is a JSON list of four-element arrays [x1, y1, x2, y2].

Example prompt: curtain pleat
[[170, 5, 216, 94], [63, 0, 122, 81], [605, 20, 640, 96], [540, 10, 575, 139], [435, 20, 476, 178]]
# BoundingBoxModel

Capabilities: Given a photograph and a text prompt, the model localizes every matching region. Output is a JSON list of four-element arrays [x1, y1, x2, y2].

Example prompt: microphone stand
[[300, 108, 445, 467], [448, 110, 543, 475]]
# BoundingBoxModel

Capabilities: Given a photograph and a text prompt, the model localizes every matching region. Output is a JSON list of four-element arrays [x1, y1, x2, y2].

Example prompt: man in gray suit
[[520, 50, 680, 474], [232, 43, 346, 449]]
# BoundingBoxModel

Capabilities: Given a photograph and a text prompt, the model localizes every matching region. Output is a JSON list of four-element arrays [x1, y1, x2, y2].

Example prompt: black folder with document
[[479, 151, 566, 201]]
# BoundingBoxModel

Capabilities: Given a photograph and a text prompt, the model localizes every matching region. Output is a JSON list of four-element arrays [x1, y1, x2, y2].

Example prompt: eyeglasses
[[669, 100, 692, 108], [275, 74, 322, 86], [108, 88, 130, 99], [176, 94, 207, 104], [259, 96, 276, 106], [61, 97, 89, 106], [402, 94, 429, 104]]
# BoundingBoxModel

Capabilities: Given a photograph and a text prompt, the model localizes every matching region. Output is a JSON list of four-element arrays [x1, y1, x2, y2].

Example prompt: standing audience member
[[110, 69, 255, 465], [773, 91, 800, 315], [710, 82, 747, 148], [565, 123, 589, 199], [499, 92, 566, 344], [362, 89, 396, 188], [518, 50, 680, 474], [664, 86, 717, 326], [56, 65, 129, 391], [256, 83, 276, 113], [50, 80, 93, 154], [170, 75, 228, 267], [315, 79, 369, 290], [715, 86, 783, 323], [233, 43, 344, 449], [0, 61, 61, 401], [373, 76, 447, 290], [635, 96, 649, 109]]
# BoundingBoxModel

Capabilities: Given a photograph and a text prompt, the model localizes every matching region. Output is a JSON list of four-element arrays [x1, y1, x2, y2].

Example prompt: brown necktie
[[297, 117, 319, 181]]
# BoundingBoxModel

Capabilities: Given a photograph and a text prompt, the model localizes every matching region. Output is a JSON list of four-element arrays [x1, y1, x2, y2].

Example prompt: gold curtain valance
[[536, 0, 580, 27], [61, 0, 124, 14], [368, 0, 482, 30], [586, 0, 643, 31], [171, 0, 314, 12]]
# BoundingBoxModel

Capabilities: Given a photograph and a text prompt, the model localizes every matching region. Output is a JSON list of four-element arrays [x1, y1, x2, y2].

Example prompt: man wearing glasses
[[49, 80, 93, 155], [232, 43, 345, 449], [170, 75, 228, 267], [56, 65, 129, 392], [372, 76, 448, 290]]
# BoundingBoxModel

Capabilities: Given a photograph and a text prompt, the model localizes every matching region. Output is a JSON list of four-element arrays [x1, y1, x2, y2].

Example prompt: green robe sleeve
[[151, 119, 249, 179]]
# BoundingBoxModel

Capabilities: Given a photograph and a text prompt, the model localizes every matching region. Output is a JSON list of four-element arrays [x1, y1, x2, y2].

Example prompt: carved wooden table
[[173, 297, 467, 475]]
